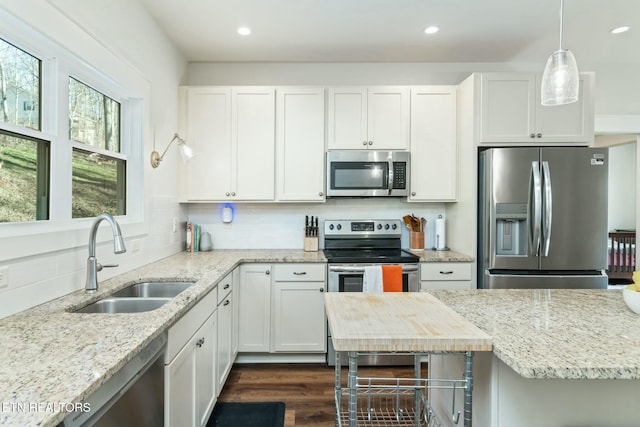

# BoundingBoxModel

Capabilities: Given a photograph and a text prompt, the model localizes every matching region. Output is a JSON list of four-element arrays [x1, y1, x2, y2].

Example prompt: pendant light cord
[[558, 0, 564, 50]]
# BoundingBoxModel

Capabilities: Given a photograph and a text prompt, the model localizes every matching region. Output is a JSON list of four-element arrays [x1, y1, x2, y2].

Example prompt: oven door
[[327, 264, 419, 293]]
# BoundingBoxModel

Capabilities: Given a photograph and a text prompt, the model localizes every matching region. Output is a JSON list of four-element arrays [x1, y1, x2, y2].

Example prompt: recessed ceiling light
[[610, 26, 630, 34], [237, 26, 251, 36], [424, 26, 439, 35]]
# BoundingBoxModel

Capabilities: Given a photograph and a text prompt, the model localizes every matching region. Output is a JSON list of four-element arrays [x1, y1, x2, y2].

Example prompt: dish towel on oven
[[381, 265, 403, 292], [363, 266, 383, 293]]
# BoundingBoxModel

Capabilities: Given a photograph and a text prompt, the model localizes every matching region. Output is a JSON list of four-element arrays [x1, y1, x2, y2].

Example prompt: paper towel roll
[[435, 216, 446, 250]]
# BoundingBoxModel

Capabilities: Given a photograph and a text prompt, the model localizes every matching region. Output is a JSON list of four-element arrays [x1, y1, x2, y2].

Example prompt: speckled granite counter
[[407, 249, 474, 262], [429, 289, 640, 380], [0, 250, 325, 427]]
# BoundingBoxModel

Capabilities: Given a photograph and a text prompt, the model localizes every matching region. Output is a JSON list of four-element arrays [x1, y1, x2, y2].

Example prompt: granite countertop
[[326, 293, 492, 352], [408, 249, 474, 262], [0, 249, 325, 427], [429, 289, 640, 380]]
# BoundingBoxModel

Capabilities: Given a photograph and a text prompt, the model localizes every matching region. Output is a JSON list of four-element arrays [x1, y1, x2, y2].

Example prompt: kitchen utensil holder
[[304, 236, 319, 252], [410, 232, 425, 250]]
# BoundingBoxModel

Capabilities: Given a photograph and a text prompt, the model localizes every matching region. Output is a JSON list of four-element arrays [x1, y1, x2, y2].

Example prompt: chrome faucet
[[85, 213, 126, 292]]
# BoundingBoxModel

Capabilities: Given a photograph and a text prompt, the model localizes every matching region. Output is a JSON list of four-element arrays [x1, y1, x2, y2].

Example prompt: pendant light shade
[[541, 49, 579, 106], [541, 0, 579, 106]]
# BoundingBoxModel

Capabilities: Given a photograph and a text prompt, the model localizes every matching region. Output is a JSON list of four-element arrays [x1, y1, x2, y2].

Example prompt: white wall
[[0, 1, 187, 318], [608, 142, 637, 231]]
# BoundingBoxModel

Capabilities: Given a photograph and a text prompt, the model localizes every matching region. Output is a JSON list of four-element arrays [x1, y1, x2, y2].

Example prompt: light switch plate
[[0, 266, 8, 289]]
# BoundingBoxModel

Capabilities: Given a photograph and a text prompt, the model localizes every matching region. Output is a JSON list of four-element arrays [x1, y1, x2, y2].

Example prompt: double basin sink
[[75, 281, 195, 314]]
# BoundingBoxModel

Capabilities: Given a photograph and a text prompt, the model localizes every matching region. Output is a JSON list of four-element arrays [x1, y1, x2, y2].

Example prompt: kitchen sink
[[111, 281, 195, 298], [74, 297, 171, 314]]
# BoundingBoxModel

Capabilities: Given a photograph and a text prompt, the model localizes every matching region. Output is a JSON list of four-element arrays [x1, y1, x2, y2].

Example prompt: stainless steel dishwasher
[[60, 332, 167, 427]]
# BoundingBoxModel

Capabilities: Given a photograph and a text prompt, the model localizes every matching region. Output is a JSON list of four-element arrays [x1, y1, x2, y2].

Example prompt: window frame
[[0, 9, 146, 262]]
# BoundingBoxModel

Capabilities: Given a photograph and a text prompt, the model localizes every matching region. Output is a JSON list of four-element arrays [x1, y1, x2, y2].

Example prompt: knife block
[[303, 236, 319, 252]]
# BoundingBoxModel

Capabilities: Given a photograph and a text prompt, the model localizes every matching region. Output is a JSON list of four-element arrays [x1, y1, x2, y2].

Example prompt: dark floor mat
[[207, 401, 286, 427]]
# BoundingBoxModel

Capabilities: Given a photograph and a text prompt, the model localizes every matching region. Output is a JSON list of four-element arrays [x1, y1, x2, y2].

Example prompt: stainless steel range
[[324, 219, 420, 366]]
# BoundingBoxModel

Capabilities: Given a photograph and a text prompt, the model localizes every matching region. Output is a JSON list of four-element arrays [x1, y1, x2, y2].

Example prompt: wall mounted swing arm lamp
[[150, 133, 194, 168]]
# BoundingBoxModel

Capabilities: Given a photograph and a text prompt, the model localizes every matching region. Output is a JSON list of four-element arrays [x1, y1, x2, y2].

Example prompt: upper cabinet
[[178, 87, 275, 202], [275, 87, 326, 201], [409, 86, 457, 202], [327, 87, 410, 150], [478, 72, 594, 145]]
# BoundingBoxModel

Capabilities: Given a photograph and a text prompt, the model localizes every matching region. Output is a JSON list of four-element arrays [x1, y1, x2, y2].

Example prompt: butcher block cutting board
[[325, 293, 492, 352]]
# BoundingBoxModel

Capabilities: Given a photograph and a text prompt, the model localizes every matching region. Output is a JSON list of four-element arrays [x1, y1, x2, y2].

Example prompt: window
[[0, 37, 48, 223], [68, 78, 126, 218], [0, 38, 41, 131], [0, 131, 49, 222]]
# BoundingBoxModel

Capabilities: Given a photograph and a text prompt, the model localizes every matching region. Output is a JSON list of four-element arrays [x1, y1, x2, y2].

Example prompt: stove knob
[[337, 224, 342, 230], [385, 224, 390, 230], [377, 224, 382, 230], [392, 223, 398, 230], [329, 224, 334, 230]]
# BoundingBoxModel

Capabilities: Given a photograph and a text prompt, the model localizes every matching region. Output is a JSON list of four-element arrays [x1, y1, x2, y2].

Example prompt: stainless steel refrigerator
[[478, 147, 609, 289]]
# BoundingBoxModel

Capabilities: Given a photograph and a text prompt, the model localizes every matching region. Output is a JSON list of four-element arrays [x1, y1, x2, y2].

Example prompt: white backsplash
[[187, 199, 446, 250]]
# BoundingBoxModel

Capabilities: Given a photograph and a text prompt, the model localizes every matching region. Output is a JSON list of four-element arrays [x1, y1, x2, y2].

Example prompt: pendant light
[[541, 0, 579, 106]]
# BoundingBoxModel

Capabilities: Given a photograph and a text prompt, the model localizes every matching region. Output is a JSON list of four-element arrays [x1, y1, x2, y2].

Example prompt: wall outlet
[[0, 266, 8, 289]]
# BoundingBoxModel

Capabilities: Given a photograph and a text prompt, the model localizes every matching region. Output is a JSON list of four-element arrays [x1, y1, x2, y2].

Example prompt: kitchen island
[[325, 292, 492, 426], [428, 289, 640, 427]]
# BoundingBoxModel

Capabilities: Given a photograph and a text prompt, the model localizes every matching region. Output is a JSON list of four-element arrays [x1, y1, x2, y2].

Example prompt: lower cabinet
[[238, 264, 272, 352], [272, 264, 327, 352], [420, 262, 473, 290], [238, 263, 327, 354], [165, 295, 218, 427], [216, 272, 233, 393]]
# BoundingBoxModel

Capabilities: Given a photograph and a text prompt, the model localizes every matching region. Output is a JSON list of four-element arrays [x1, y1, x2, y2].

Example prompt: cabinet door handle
[[362, 140, 368, 146], [411, 192, 416, 196], [225, 192, 230, 196], [319, 191, 323, 197], [224, 300, 230, 306], [231, 192, 236, 196], [319, 288, 325, 293], [368, 141, 373, 145], [529, 133, 536, 139], [440, 271, 454, 275], [196, 338, 204, 348], [536, 133, 542, 138], [265, 270, 270, 275], [293, 272, 307, 275], [223, 284, 230, 289]]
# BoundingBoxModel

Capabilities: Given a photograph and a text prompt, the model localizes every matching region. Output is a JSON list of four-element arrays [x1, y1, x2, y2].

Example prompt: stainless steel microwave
[[326, 150, 410, 197]]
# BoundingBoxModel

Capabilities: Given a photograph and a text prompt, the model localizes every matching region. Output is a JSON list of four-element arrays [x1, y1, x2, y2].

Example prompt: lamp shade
[[541, 49, 579, 106], [178, 141, 195, 161]]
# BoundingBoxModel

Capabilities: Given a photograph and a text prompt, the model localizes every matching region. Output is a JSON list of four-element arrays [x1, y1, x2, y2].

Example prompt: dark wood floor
[[217, 363, 420, 426]]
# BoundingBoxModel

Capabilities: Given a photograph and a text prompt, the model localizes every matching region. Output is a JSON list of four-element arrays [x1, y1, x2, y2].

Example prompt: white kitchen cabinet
[[231, 267, 239, 358], [420, 262, 473, 290], [238, 264, 272, 352], [272, 264, 327, 352], [478, 72, 593, 144], [275, 87, 326, 201], [328, 86, 409, 150], [165, 287, 218, 427], [178, 86, 275, 202], [409, 86, 457, 201], [232, 87, 276, 200], [166, 310, 217, 427], [178, 87, 232, 201], [216, 273, 233, 394]]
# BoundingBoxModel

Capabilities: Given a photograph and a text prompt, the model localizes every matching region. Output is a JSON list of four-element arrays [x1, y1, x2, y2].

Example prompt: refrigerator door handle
[[529, 161, 542, 256], [542, 161, 553, 256]]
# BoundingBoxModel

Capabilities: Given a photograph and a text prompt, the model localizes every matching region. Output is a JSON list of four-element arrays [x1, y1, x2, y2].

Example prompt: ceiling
[[137, 0, 640, 65]]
